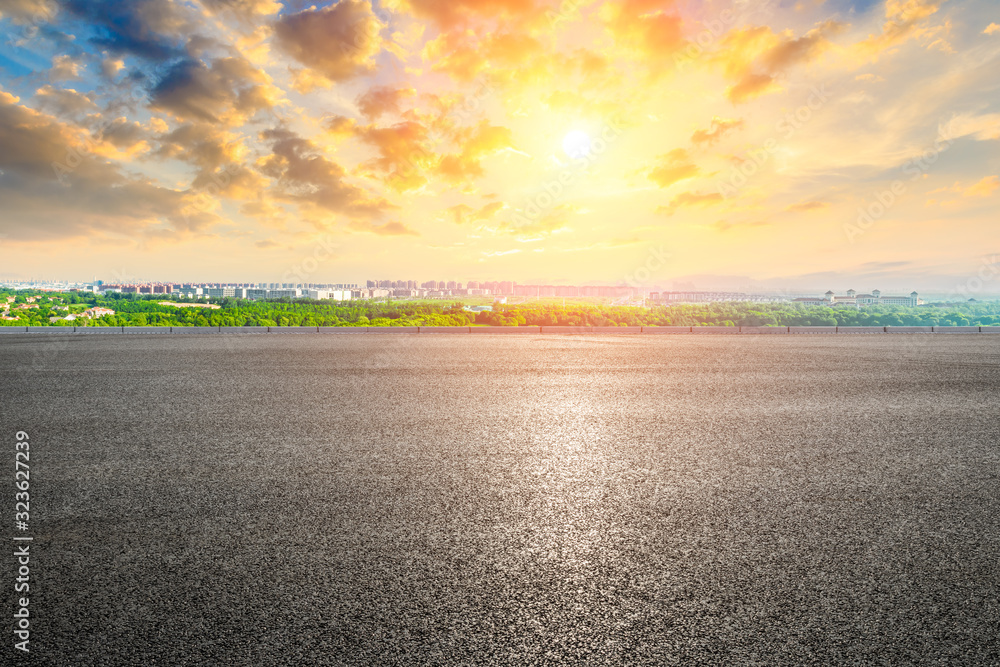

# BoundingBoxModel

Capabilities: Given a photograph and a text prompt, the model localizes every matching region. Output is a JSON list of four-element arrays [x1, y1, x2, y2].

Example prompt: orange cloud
[[422, 30, 488, 82], [656, 191, 723, 215], [691, 117, 744, 145], [785, 200, 831, 213], [435, 121, 515, 185], [598, 0, 686, 75], [357, 121, 435, 192], [348, 220, 420, 236], [925, 176, 998, 206], [401, 0, 535, 29], [445, 200, 506, 224], [711, 219, 769, 232], [727, 74, 779, 104], [648, 149, 699, 188], [857, 0, 947, 58], [718, 21, 844, 103], [324, 115, 357, 140], [965, 175, 1000, 197]]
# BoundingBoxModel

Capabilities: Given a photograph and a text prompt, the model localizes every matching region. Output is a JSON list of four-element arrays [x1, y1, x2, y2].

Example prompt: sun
[[562, 130, 591, 159]]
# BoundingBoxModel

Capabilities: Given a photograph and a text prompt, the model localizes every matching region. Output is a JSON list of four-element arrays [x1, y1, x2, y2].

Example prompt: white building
[[794, 289, 921, 307]]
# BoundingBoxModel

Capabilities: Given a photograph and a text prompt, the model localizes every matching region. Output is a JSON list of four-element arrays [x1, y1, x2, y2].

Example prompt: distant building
[[794, 289, 921, 307], [267, 288, 302, 299]]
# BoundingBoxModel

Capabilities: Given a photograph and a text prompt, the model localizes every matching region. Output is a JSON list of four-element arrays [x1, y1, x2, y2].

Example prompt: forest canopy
[[3, 290, 999, 328]]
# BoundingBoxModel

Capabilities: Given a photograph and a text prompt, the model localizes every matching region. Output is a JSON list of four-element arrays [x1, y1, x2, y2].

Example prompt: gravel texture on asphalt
[[2, 334, 999, 666]]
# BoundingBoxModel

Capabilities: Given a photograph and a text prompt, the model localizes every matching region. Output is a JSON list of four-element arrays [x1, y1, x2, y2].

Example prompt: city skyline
[[0, 1, 998, 286], [3, 266, 999, 299], [4, 274, 993, 303]]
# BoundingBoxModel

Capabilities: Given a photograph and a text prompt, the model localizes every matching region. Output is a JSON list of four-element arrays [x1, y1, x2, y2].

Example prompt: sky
[[0, 0, 997, 292]]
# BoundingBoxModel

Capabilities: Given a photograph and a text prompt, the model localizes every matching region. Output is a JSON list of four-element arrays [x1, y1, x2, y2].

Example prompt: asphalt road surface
[[2, 334, 999, 665]]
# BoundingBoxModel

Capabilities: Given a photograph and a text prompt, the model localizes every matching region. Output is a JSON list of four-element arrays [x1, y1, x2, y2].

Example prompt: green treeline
[[2, 290, 999, 328], [480, 301, 1000, 327]]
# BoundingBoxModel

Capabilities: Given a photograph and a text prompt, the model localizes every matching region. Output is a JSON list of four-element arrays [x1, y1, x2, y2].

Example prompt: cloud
[[761, 20, 844, 71], [727, 73, 779, 104], [324, 115, 357, 139], [274, 1, 384, 83], [97, 117, 148, 149], [481, 248, 521, 257], [445, 200, 505, 224], [200, 0, 282, 18], [62, 0, 190, 60], [34, 85, 98, 117], [711, 219, 769, 232], [964, 175, 1000, 197], [421, 28, 548, 85], [648, 148, 699, 188], [656, 191, 724, 215], [985, 23, 1000, 35], [602, 0, 686, 63], [940, 112, 1000, 141], [0, 91, 215, 240], [254, 238, 280, 248], [99, 55, 125, 80], [493, 203, 576, 242], [356, 121, 435, 192], [691, 117, 744, 145], [855, 73, 885, 82], [785, 200, 831, 213], [0, 0, 58, 24], [719, 21, 844, 103], [421, 30, 488, 82], [49, 55, 84, 82], [435, 121, 515, 185], [155, 123, 243, 170], [401, 0, 535, 29], [357, 86, 416, 121], [925, 175, 999, 206], [348, 220, 419, 236], [259, 127, 391, 219], [149, 56, 275, 124], [856, 0, 948, 58]]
